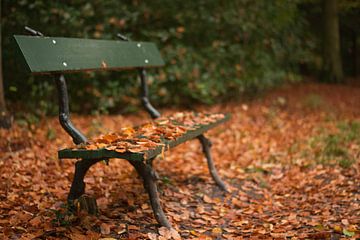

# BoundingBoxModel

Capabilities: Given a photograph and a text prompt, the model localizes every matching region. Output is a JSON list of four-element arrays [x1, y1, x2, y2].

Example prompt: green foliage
[[307, 121, 359, 168], [46, 127, 57, 141], [342, 229, 356, 237], [51, 203, 76, 226], [3, 0, 314, 114], [161, 176, 172, 185], [302, 93, 327, 110], [337, 121, 360, 143], [298, 0, 360, 78]]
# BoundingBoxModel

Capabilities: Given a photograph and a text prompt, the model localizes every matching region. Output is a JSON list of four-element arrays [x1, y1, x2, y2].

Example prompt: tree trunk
[[353, 30, 358, 77], [0, 0, 4, 111], [322, 0, 343, 83], [0, 0, 12, 129]]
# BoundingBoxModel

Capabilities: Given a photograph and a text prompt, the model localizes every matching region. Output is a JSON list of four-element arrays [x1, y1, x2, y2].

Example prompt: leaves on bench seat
[[73, 112, 225, 157]]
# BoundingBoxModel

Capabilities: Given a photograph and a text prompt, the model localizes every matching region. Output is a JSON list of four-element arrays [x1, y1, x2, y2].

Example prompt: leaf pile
[[77, 112, 226, 156]]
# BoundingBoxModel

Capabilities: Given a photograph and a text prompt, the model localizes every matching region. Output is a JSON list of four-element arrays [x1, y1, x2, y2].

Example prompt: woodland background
[[0, 0, 359, 119]]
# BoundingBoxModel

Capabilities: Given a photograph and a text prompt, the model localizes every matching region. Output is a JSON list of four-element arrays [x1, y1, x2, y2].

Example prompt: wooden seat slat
[[58, 113, 230, 161]]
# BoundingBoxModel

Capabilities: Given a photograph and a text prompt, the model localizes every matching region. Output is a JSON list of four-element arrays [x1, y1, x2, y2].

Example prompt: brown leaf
[[158, 227, 172, 239], [128, 225, 140, 231], [100, 223, 111, 235], [170, 229, 181, 240], [341, 219, 349, 225], [147, 232, 158, 240], [29, 216, 42, 227], [203, 195, 213, 204], [212, 227, 222, 235]]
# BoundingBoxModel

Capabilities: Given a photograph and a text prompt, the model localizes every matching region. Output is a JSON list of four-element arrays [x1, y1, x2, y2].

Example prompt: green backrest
[[14, 35, 165, 74]]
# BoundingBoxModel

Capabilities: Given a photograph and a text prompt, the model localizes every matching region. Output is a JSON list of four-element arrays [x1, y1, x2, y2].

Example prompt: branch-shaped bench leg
[[129, 160, 172, 228], [68, 158, 103, 202], [198, 134, 228, 192]]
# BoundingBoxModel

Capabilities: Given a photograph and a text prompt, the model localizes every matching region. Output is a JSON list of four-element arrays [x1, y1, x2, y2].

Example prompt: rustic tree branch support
[[198, 134, 228, 192], [130, 159, 172, 228], [67, 157, 172, 228], [67, 158, 103, 202]]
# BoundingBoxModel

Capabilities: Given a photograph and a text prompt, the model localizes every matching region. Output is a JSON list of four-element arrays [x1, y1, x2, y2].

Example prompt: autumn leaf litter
[[0, 83, 359, 239]]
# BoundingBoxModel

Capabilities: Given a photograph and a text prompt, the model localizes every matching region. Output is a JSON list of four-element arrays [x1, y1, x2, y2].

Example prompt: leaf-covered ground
[[0, 83, 359, 239]]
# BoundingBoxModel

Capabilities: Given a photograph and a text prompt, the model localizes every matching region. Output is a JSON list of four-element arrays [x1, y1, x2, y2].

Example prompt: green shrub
[[3, 0, 313, 114]]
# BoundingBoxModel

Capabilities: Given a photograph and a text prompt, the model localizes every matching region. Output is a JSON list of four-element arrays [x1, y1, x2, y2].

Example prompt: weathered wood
[[14, 35, 164, 74], [58, 113, 230, 161]]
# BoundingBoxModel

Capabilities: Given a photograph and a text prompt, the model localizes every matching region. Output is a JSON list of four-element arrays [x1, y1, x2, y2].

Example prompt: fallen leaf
[[212, 227, 222, 235], [148, 232, 158, 240], [100, 223, 111, 235], [343, 229, 355, 237], [29, 216, 42, 227]]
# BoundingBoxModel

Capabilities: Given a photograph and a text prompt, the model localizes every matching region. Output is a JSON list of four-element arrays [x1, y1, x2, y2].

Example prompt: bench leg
[[129, 160, 172, 228], [198, 134, 228, 192], [68, 158, 102, 202]]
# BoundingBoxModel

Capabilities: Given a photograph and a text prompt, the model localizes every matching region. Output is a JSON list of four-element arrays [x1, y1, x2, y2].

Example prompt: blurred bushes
[[3, 0, 313, 114]]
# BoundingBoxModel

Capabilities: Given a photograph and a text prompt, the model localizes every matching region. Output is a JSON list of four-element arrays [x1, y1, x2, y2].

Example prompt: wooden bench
[[14, 27, 230, 228]]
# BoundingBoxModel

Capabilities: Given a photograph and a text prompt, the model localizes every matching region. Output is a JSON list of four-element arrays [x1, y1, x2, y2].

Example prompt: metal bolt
[[62, 62, 68, 67], [145, 59, 149, 64], [137, 43, 141, 48], [52, 40, 56, 44]]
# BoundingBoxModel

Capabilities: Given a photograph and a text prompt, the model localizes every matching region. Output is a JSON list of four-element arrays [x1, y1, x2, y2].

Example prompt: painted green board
[[58, 114, 230, 161], [14, 35, 165, 74]]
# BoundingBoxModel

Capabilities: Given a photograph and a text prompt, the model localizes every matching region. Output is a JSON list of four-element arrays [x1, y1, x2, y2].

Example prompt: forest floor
[[0, 82, 359, 240]]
